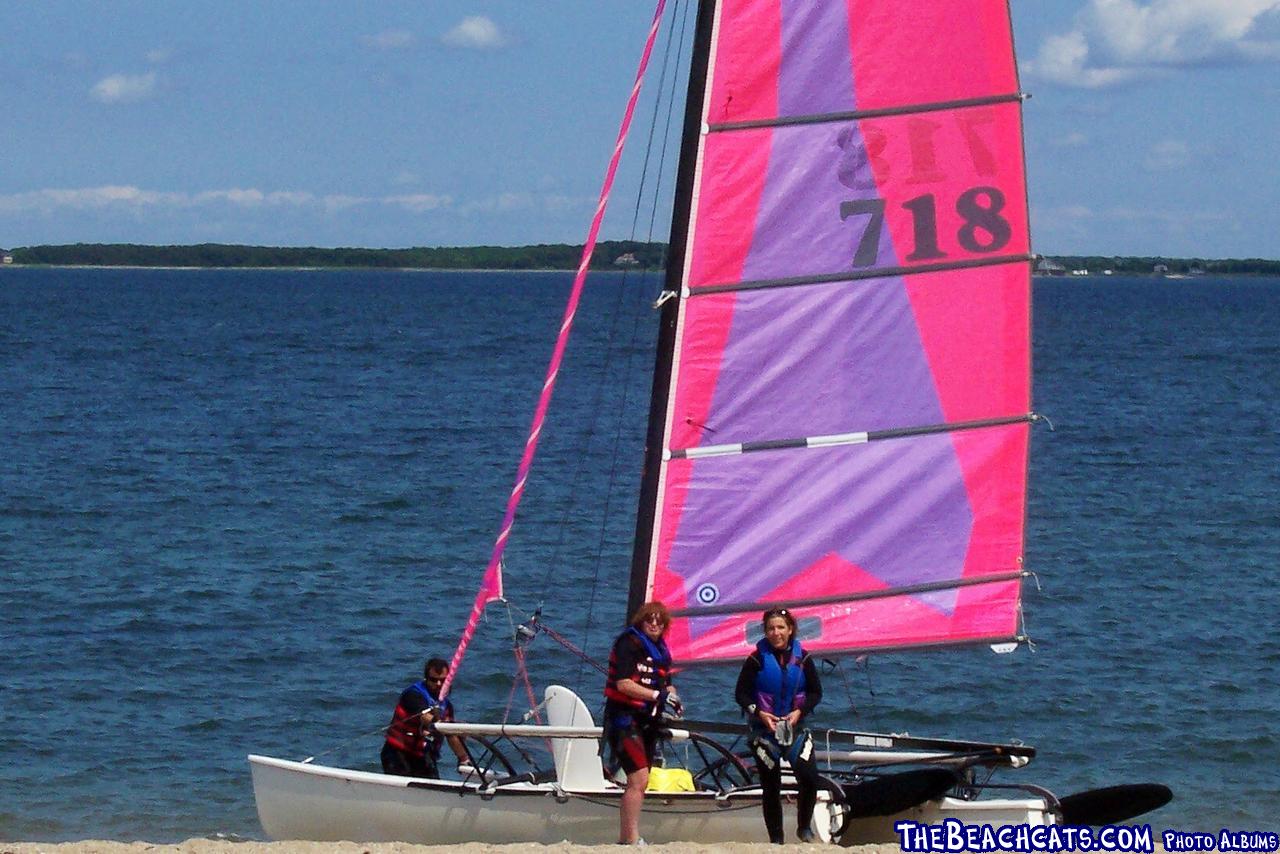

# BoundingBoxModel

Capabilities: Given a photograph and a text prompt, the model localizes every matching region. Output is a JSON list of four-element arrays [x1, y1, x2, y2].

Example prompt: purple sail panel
[[646, 0, 1031, 662]]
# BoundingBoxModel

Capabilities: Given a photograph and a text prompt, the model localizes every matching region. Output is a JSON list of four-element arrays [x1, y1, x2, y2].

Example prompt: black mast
[[627, 0, 719, 619]]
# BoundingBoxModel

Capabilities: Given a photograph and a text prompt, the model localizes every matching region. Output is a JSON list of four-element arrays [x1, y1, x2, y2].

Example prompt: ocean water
[[1, 268, 1277, 841]]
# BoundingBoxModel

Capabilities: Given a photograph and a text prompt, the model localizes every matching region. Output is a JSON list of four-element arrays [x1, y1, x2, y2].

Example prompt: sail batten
[[670, 569, 1030, 619], [687, 254, 1034, 296], [654, 634, 1030, 668], [668, 413, 1036, 460], [635, 0, 1034, 664], [707, 92, 1027, 133]]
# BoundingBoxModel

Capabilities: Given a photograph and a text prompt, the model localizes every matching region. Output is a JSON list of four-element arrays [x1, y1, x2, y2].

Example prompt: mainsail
[[631, 0, 1034, 664]]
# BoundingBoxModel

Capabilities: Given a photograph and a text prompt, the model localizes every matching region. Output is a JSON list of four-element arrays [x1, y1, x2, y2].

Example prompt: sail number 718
[[839, 186, 1012, 268]]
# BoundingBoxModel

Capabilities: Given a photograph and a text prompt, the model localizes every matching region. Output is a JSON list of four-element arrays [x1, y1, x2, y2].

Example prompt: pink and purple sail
[[639, 0, 1034, 664]]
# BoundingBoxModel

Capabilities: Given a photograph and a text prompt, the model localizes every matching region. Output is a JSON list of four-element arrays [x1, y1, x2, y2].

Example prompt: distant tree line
[[2, 241, 669, 270], [3, 243, 1279, 275], [1043, 255, 1280, 275]]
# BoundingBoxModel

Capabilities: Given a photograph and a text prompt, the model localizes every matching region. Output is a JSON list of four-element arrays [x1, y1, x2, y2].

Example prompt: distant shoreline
[[1, 264, 583, 274], [0, 242, 665, 273], [2, 243, 1278, 276]]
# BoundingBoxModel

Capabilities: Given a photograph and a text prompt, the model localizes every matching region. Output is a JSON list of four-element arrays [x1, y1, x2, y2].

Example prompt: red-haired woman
[[735, 607, 823, 844], [603, 601, 682, 845]]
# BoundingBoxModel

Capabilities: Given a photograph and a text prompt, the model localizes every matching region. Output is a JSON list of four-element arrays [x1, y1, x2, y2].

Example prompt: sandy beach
[[0, 844, 908, 854], [0, 844, 1192, 854]]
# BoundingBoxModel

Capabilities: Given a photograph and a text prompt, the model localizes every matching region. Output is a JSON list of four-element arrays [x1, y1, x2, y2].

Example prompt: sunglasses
[[643, 614, 668, 626]]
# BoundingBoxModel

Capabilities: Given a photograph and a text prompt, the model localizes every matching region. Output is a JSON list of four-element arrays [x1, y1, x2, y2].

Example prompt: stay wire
[[533, 0, 686, 601], [577, 0, 688, 684]]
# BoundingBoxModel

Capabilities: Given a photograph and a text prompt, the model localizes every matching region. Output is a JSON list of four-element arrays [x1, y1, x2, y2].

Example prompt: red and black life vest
[[603, 627, 672, 711], [384, 681, 453, 759]]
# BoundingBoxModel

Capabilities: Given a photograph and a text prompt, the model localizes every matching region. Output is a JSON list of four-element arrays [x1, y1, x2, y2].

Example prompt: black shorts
[[381, 742, 439, 778], [606, 710, 660, 775]]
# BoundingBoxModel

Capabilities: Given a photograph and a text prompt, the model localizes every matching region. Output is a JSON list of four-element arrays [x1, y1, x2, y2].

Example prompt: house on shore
[[1035, 258, 1066, 276]]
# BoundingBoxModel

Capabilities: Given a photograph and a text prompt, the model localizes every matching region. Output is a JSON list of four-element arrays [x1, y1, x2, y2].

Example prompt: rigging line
[[706, 92, 1027, 133], [497, 591, 611, 677], [628, 0, 682, 241], [669, 570, 1029, 618], [687, 253, 1035, 297], [543, 0, 681, 607], [442, 0, 672, 699], [646, 0, 692, 251], [578, 0, 690, 682], [540, 622, 610, 676], [299, 710, 428, 765], [667, 413, 1037, 460]]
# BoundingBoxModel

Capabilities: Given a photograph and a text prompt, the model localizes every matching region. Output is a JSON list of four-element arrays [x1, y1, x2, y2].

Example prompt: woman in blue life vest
[[603, 600, 683, 845], [382, 658, 468, 778], [735, 607, 823, 844]]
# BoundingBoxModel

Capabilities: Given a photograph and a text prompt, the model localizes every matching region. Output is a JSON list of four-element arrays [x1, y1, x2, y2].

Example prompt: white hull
[[249, 754, 824, 845], [249, 754, 1051, 845], [249, 687, 1052, 845]]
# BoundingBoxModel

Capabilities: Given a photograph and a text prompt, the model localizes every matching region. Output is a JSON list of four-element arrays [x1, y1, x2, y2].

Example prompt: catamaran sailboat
[[250, 0, 1170, 843]]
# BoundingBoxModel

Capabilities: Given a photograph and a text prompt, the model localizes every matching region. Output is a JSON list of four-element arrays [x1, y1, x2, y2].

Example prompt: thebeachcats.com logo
[[1164, 829, 1280, 852], [893, 819, 1156, 852]]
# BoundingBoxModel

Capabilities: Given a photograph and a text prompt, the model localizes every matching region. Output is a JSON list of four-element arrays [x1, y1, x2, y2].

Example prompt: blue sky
[[1, 1, 1276, 258]]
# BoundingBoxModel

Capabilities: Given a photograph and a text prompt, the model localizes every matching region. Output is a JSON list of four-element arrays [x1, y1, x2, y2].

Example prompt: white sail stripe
[[806, 431, 870, 448], [668, 431, 873, 460], [682, 443, 743, 459]]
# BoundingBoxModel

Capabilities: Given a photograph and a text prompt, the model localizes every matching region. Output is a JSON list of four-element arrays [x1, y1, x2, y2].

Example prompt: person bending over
[[382, 657, 468, 778]]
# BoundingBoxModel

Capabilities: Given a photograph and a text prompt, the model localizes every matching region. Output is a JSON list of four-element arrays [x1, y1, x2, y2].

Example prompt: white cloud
[[0, 186, 179, 213], [386, 193, 452, 213], [1053, 131, 1091, 148], [1024, 31, 1140, 88], [442, 16, 507, 50], [91, 72, 158, 103], [1144, 139, 1192, 170], [193, 189, 321, 207], [0, 185, 458, 217], [459, 191, 592, 216], [361, 29, 415, 50], [1025, 0, 1280, 88]]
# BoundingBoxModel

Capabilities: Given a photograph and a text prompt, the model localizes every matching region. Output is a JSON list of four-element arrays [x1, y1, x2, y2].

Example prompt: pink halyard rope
[[442, 0, 670, 698]]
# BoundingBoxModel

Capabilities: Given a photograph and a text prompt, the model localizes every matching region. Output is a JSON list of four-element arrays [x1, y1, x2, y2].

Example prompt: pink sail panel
[[704, 0, 1018, 125], [645, 0, 1032, 662], [688, 105, 1029, 289]]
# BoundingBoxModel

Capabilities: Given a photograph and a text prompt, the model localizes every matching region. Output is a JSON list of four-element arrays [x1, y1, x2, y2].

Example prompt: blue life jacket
[[409, 681, 452, 715], [408, 681, 453, 758], [628, 626, 672, 670], [753, 637, 806, 716]]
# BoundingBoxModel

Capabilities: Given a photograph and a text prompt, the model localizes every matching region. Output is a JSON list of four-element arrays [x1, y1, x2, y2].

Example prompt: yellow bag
[[646, 766, 695, 793]]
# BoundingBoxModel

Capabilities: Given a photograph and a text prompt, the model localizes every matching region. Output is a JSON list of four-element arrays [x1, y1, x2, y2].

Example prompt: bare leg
[[619, 766, 650, 844]]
